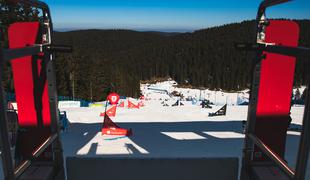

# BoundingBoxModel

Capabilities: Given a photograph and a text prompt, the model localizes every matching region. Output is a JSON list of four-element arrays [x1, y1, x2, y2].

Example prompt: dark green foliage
[[1, 11, 310, 100], [52, 20, 310, 101], [295, 88, 301, 101], [0, 0, 40, 48], [301, 88, 308, 102], [0, 1, 40, 93]]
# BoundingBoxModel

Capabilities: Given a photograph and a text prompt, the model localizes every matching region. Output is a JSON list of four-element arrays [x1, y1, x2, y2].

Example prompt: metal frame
[[236, 43, 310, 58], [0, 50, 15, 180], [1, 0, 309, 180], [0, 0, 71, 179], [242, 0, 310, 180]]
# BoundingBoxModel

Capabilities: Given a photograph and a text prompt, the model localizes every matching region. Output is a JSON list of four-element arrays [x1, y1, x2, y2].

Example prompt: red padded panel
[[8, 22, 51, 127], [256, 20, 299, 116], [254, 20, 299, 161]]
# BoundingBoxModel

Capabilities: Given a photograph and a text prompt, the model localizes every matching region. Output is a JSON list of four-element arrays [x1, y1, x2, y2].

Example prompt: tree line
[[1, 2, 309, 101], [52, 20, 310, 101]]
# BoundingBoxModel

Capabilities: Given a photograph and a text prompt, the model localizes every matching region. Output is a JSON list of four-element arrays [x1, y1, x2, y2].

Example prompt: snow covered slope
[[141, 79, 306, 106], [0, 80, 307, 180], [141, 80, 250, 106]]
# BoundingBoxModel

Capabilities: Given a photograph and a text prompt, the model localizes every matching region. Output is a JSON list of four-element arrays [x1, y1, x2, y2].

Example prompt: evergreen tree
[[301, 88, 308, 102], [294, 88, 301, 101], [1, 11, 310, 101]]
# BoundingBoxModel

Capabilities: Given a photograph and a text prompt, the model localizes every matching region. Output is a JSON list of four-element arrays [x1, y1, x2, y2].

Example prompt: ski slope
[[141, 80, 250, 106], [1, 104, 305, 179], [0, 81, 308, 179], [58, 103, 307, 179]]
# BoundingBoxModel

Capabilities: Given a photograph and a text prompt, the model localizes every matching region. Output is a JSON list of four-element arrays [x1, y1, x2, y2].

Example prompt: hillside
[[50, 20, 310, 100]]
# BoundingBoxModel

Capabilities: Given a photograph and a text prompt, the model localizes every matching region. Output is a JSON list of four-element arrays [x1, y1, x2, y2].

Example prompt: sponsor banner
[[58, 101, 81, 108], [89, 103, 104, 108]]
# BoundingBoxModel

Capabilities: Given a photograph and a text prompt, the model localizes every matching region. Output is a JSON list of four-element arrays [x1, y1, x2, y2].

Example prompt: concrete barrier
[[66, 157, 239, 180]]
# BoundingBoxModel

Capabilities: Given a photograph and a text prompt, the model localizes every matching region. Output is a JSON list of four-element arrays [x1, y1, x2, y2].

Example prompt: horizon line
[[53, 18, 310, 33]]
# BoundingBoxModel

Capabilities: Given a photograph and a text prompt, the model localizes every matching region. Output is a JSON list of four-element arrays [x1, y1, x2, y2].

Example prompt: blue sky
[[45, 0, 310, 32]]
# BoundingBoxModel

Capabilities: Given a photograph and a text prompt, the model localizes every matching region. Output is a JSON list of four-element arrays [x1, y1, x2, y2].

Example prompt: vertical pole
[[46, 52, 64, 170], [43, 9, 65, 179], [72, 73, 75, 100], [0, 50, 15, 180], [102, 100, 109, 129], [214, 91, 216, 105], [90, 81, 93, 102], [242, 55, 262, 173], [242, 6, 267, 174], [294, 82, 310, 180]]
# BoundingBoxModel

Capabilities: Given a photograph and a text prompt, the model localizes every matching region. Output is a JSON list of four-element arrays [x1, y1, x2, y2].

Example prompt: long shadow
[[60, 122, 101, 156], [289, 123, 303, 131], [61, 120, 304, 159], [88, 143, 98, 155], [125, 143, 142, 154], [61, 120, 309, 179], [62, 121, 246, 158], [127, 121, 245, 158]]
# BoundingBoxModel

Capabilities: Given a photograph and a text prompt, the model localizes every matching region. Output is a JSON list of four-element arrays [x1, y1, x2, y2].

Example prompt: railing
[[1, 44, 72, 62], [7, 0, 50, 12], [246, 86, 310, 180], [249, 134, 295, 179], [256, 0, 291, 21], [0, 1, 71, 179], [236, 43, 310, 58], [0, 43, 71, 179], [241, 1, 310, 180], [14, 134, 58, 178]]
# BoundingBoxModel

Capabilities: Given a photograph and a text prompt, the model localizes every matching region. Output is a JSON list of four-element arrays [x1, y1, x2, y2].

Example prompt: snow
[[61, 104, 247, 159], [142, 80, 306, 106], [0, 80, 308, 180], [60, 104, 305, 157], [58, 102, 308, 179], [142, 80, 250, 106], [59, 80, 308, 179]]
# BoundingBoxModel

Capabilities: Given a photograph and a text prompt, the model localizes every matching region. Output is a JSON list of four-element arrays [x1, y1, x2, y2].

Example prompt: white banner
[[58, 101, 81, 108]]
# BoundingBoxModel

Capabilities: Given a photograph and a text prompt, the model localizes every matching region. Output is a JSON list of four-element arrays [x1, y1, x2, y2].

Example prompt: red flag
[[100, 105, 117, 117], [119, 101, 125, 107], [128, 100, 139, 109], [138, 101, 144, 107], [107, 93, 120, 105], [101, 115, 132, 136]]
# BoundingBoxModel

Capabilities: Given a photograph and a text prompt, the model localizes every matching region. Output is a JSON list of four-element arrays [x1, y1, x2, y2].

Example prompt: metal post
[[243, 0, 269, 171], [0, 50, 15, 180], [90, 82, 93, 101], [73, 73, 75, 100], [242, 11, 265, 171], [1, 2, 66, 180], [294, 82, 310, 180], [43, 8, 65, 179], [46, 49, 65, 178], [242, 61, 261, 170]]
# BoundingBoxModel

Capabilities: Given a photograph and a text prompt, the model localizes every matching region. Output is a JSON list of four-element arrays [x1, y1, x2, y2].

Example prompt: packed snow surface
[[141, 80, 250, 106], [0, 80, 308, 180], [57, 103, 308, 179]]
